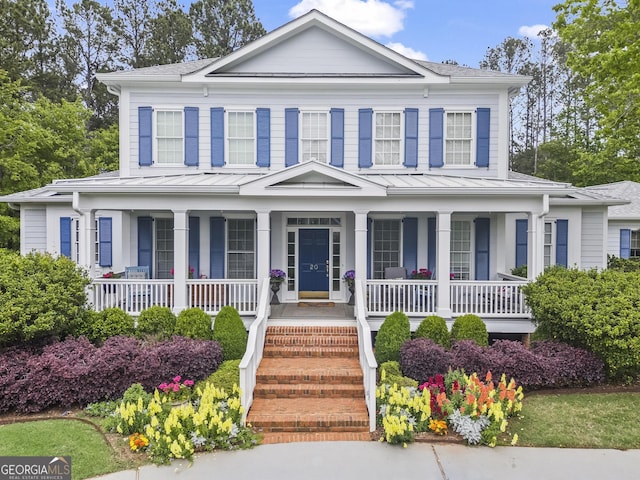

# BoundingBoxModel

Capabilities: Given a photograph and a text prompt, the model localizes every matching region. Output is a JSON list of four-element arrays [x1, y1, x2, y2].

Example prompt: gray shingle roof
[[584, 181, 640, 219]]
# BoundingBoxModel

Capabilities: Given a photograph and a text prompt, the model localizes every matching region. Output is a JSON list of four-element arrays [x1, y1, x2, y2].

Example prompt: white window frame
[[373, 110, 403, 167], [450, 219, 473, 280], [631, 230, 640, 258], [299, 110, 330, 163], [543, 221, 555, 268], [226, 109, 256, 166], [443, 109, 476, 167], [155, 217, 174, 279], [153, 108, 183, 165], [371, 217, 402, 279], [226, 216, 256, 279]]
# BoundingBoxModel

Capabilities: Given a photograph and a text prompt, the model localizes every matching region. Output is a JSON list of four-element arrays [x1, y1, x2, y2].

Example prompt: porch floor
[[269, 302, 355, 326]]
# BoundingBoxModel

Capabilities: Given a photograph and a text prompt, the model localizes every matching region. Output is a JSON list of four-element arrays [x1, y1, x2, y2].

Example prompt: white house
[[1, 10, 621, 334]]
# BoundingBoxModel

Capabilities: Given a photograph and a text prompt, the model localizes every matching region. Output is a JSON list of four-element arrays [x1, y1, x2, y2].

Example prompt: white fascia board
[[550, 197, 629, 207], [387, 187, 571, 196], [52, 185, 240, 195], [452, 76, 532, 87]]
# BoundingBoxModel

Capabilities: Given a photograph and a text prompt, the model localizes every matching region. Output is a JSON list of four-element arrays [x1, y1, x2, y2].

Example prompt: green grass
[[505, 392, 640, 449], [0, 419, 137, 480]]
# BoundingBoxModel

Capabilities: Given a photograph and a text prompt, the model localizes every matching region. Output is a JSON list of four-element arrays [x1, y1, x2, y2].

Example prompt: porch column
[[256, 210, 271, 298], [172, 209, 189, 313], [495, 214, 506, 275], [436, 211, 452, 319], [78, 209, 96, 276], [527, 212, 545, 280], [354, 210, 369, 283]]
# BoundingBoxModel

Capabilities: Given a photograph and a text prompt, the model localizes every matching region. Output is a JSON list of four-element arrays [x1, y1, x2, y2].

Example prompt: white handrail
[[91, 279, 174, 315], [354, 279, 378, 432], [451, 281, 529, 317], [239, 277, 271, 422], [366, 280, 437, 316]]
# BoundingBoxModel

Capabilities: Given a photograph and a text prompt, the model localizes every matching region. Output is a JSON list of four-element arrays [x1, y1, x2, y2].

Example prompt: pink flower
[[172, 384, 180, 393], [183, 379, 194, 387], [173, 375, 181, 383]]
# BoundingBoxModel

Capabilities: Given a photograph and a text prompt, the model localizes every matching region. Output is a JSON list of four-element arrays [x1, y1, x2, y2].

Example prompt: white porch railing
[[239, 277, 271, 421], [366, 280, 437, 316], [451, 281, 529, 317], [354, 279, 378, 432], [91, 279, 174, 315], [187, 279, 258, 316]]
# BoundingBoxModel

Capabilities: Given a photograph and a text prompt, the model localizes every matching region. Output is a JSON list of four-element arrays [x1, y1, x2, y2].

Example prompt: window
[[450, 220, 471, 280], [543, 221, 554, 268], [374, 112, 401, 165], [94, 219, 100, 264], [373, 219, 401, 279], [227, 219, 255, 279], [155, 218, 174, 279], [228, 111, 254, 165], [632, 231, 640, 258], [74, 218, 80, 262], [156, 110, 183, 164], [445, 112, 472, 165], [301, 112, 328, 162]]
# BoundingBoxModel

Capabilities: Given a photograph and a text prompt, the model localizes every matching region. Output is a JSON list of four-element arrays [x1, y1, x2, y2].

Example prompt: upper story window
[[374, 111, 402, 165], [156, 110, 183, 164], [228, 111, 255, 165], [301, 111, 328, 163], [445, 112, 473, 166]]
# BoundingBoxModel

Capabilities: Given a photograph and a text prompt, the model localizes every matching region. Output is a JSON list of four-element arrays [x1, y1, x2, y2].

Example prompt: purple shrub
[[531, 340, 604, 387], [0, 345, 40, 412], [399, 338, 452, 384], [449, 340, 490, 376], [487, 340, 547, 389]]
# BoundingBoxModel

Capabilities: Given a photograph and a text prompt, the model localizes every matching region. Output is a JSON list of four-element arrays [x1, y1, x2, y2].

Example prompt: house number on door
[[310, 264, 319, 270]]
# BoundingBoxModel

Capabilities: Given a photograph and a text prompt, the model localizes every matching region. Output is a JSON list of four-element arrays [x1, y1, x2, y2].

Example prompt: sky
[[250, 0, 560, 67]]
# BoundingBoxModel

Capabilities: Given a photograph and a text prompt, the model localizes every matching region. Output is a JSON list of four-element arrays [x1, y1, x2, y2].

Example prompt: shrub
[[0, 251, 91, 347], [136, 306, 176, 340], [89, 308, 135, 343], [607, 254, 640, 272], [414, 315, 450, 348], [175, 308, 213, 340], [212, 306, 248, 361], [449, 340, 490, 375], [378, 360, 418, 388], [451, 314, 488, 346], [198, 359, 240, 394], [485, 340, 547, 389], [530, 340, 605, 387], [374, 311, 411, 364], [522, 266, 640, 379], [399, 338, 452, 385]]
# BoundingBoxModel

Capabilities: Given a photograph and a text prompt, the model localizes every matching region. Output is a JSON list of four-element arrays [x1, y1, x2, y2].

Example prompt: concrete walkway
[[92, 441, 640, 480]]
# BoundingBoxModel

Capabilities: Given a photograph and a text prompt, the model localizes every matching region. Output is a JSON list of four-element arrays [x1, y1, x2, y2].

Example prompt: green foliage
[[136, 306, 176, 340], [510, 265, 528, 278], [122, 383, 152, 404], [174, 308, 213, 340], [0, 250, 90, 347], [197, 359, 240, 394], [374, 311, 411, 364], [607, 255, 640, 272], [212, 306, 248, 361], [522, 266, 640, 380], [378, 361, 418, 388], [451, 314, 489, 347], [414, 315, 450, 349], [89, 307, 135, 343]]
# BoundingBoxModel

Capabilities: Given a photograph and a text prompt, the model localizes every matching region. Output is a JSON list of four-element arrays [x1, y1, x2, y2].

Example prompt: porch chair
[[124, 266, 151, 310]]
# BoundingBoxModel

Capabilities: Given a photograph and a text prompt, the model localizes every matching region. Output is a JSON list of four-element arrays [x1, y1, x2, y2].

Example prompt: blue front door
[[299, 229, 330, 295]]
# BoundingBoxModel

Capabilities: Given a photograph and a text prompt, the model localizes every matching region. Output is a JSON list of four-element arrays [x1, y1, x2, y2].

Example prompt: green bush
[[414, 315, 450, 348], [0, 250, 91, 347], [451, 314, 488, 347], [511, 265, 528, 278], [197, 359, 240, 394], [523, 266, 640, 380], [607, 255, 640, 272], [122, 383, 153, 404], [136, 306, 176, 340], [89, 308, 135, 343], [378, 360, 418, 388], [212, 306, 248, 360], [174, 308, 213, 340], [374, 311, 411, 364]]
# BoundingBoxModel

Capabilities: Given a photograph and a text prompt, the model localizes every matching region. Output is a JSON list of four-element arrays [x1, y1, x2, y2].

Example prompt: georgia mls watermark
[[0, 457, 71, 480]]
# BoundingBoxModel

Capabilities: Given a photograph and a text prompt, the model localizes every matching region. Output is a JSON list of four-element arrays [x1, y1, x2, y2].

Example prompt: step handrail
[[239, 277, 271, 422], [354, 278, 378, 431]]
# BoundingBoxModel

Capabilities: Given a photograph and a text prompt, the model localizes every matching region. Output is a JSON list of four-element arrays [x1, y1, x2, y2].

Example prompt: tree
[[113, 0, 156, 68], [146, 0, 194, 65], [189, 0, 266, 59]]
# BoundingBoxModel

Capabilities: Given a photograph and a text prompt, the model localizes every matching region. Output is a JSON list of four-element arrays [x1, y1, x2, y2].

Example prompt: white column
[[256, 211, 271, 298], [172, 210, 189, 313], [436, 211, 452, 319], [354, 211, 369, 283], [78, 209, 96, 277], [527, 212, 545, 280], [495, 214, 506, 275]]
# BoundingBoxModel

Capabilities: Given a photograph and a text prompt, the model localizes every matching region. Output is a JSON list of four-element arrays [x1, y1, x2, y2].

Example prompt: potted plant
[[102, 271, 121, 293], [269, 269, 286, 304], [343, 270, 355, 305], [410, 268, 432, 280], [157, 375, 195, 407]]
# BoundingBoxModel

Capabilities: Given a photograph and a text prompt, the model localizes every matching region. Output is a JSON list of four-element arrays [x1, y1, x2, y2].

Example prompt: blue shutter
[[475, 218, 490, 280], [404, 108, 419, 168], [330, 108, 344, 167], [403, 217, 418, 274], [620, 229, 632, 259], [285, 108, 299, 167], [556, 219, 568, 267], [184, 107, 199, 166], [60, 217, 72, 258], [367, 217, 373, 279], [476, 107, 490, 168], [98, 217, 112, 267], [210, 107, 225, 167], [427, 217, 436, 274], [515, 219, 528, 268], [138, 106, 153, 166], [256, 108, 270, 167], [358, 108, 373, 168], [137, 217, 153, 277], [429, 108, 444, 168], [189, 216, 200, 278], [210, 217, 225, 279]]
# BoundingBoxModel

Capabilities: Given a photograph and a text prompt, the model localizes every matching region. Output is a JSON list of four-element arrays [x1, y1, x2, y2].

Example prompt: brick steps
[[247, 325, 370, 441]]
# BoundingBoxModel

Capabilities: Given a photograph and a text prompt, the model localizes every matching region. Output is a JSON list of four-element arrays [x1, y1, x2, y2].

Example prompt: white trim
[[441, 108, 476, 168], [153, 107, 184, 166], [299, 109, 331, 164], [372, 109, 404, 168], [225, 109, 257, 167]]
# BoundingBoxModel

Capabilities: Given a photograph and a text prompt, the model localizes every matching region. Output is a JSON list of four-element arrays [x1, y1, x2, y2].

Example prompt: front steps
[[247, 326, 371, 444]]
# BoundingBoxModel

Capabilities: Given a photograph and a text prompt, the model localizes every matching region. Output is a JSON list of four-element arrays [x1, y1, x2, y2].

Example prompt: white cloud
[[386, 42, 427, 60], [518, 24, 550, 39], [289, 0, 412, 37]]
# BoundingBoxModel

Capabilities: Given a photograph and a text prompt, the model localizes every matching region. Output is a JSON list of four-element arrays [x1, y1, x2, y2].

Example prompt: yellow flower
[[511, 433, 519, 446]]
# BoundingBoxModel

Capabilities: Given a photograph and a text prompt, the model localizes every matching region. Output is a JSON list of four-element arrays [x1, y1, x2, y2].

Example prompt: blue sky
[[251, 0, 560, 66]]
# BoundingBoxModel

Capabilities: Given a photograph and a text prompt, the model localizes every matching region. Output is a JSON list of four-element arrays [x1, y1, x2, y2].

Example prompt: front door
[[299, 228, 329, 298]]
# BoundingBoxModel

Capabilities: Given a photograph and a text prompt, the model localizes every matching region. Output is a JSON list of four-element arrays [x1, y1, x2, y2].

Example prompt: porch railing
[[451, 281, 529, 317], [239, 277, 271, 421], [91, 279, 174, 315], [187, 279, 258, 316], [366, 280, 437, 316], [354, 279, 378, 432]]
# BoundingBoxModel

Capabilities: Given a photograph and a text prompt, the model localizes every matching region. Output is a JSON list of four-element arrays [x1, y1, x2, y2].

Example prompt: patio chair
[[124, 266, 151, 310]]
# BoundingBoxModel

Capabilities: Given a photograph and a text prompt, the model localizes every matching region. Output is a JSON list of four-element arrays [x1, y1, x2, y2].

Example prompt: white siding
[[607, 220, 640, 257], [21, 208, 46, 254], [581, 209, 606, 269]]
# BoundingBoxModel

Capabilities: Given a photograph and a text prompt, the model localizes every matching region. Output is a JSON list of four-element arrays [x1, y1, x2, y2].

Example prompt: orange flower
[[485, 371, 492, 383]]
